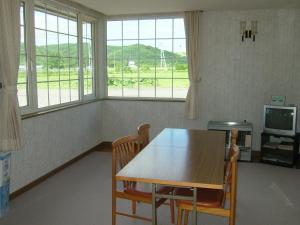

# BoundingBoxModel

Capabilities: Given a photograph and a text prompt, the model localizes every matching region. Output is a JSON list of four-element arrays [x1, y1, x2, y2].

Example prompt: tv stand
[[261, 132, 299, 167], [208, 121, 252, 161]]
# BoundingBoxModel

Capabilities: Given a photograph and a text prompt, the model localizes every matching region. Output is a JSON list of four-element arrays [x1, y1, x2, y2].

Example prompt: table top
[[116, 128, 226, 189]]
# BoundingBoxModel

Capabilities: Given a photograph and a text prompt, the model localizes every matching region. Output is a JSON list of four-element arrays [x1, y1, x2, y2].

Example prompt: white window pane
[[123, 40, 139, 59], [60, 81, 71, 103], [123, 20, 138, 39], [123, 79, 138, 97], [69, 36, 78, 56], [35, 11, 46, 29], [139, 20, 155, 39], [18, 55, 26, 83], [83, 38, 92, 59], [156, 39, 173, 52], [69, 19, 77, 36], [47, 14, 58, 32], [174, 18, 185, 38], [82, 23, 87, 38], [37, 82, 49, 108], [86, 23, 92, 39], [58, 17, 68, 33], [139, 79, 155, 97], [70, 80, 79, 101], [35, 29, 47, 56], [17, 83, 27, 107], [108, 78, 122, 96], [36, 57, 47, 82], [20, 27, 25, 54], [49, 82, 60, 105], [139, 40, 157, 58], [20, 7, 24, 25], [107, 21, 122, 40], [84, 78, 93, 95], [48, 63, 60, 81], [173, 79, 188, 98], [83, 22, 92, 39], [156, 19, 172, 38], [156, 79, 172, 98], [59, 34, 69, 57], [47, 31, 58, 56], [174, 39, 186, 54]]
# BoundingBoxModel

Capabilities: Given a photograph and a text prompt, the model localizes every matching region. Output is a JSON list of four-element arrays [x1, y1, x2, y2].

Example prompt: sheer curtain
[[184, 11, 202, 120], [0, 0, 23, 151]]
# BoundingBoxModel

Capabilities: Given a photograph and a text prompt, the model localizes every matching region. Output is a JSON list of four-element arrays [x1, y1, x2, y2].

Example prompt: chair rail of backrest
[[112, 135, 140, 190], [112, 135, 140, 172], [223, 144, 239, 206], [137, 123, 151, 150]]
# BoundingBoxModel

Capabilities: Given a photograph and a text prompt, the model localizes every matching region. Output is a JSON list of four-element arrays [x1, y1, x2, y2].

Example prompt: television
[[263, 105, 297, 136]]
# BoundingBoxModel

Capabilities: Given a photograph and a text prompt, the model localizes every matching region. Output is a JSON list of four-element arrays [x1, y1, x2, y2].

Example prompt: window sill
[[21, 99, 103, 120], [104, 97, 186, 103]]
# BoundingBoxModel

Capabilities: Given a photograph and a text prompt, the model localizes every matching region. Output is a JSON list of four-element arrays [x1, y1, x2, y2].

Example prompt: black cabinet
[[261, 132, 299, 167]]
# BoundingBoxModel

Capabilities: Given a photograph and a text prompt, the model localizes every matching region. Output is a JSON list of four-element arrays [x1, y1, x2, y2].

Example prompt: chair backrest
[[223, 144, 239, 209], [137, 123, 151, 150], [112, 135, 140, 190], [230, 128, 238, 145], [225, 128, 238, 162]]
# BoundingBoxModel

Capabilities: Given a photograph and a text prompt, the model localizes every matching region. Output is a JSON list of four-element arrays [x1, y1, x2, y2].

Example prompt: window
[[34, 5, 80, 108], [17, 1, 97, 113], [107, 18, 188, 99], [18, 3, 28, 107], [82, 21, 95, 96]]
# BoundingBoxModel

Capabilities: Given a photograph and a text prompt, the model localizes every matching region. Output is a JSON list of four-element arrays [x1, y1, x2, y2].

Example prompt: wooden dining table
[[116, 128, 226, 225]]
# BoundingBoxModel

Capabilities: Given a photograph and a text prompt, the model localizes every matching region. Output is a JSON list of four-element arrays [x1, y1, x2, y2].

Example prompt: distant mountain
[[19, 43, 187, 69], [107, 44, 186, 67]]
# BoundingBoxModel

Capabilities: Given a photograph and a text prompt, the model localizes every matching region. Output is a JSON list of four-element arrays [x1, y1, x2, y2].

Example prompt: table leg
[[152, 184, 157, 225], [193, 187, 197, 225]]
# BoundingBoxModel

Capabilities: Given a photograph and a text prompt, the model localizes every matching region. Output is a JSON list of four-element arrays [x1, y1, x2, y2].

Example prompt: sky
[[21, 8, 186, 54], [107, 19, 186, 53]]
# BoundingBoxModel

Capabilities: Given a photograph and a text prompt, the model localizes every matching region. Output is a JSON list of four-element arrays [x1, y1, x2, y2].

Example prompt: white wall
[[10, 101, 103, 192], [101, 9, 300, 151]]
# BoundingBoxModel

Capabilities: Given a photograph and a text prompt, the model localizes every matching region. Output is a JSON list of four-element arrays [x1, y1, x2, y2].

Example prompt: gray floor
[[1, 151, 300, 225]]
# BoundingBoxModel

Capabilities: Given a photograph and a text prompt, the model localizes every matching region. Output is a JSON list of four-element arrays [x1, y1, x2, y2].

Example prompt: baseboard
[[9, 142, 108, 200], [251, 150, 261, 162], [93, 141, 112, 152]]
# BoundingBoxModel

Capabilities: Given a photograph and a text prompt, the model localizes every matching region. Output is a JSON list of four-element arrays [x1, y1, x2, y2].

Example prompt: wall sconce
[[240, 21, 258, 42]]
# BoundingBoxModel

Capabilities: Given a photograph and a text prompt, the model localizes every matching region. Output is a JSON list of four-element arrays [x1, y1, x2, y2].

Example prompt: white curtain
[[184, 11, 202, 120], [0, 0, 23, 151]]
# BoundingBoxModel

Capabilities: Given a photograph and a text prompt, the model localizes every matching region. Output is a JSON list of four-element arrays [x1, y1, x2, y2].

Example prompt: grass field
[[18, 66, 189, 90]]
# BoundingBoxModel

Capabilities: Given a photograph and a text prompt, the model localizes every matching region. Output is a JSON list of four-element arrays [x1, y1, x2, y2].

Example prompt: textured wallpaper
[[9, 8, 300, 193], [101, 9, 300, 151], [10, 102, 103, 192]]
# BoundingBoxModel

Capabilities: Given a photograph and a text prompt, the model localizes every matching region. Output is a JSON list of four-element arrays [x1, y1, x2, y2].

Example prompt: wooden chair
[[112, 135, 175, 225], [175, 144, 240, 225], [137, 123, 151, 151], [225, 128, 238, 176]]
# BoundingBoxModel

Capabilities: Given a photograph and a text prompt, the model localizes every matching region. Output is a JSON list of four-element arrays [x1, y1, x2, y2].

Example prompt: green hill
[[20, 43, 187, 69], [107, 44, 186, 67]]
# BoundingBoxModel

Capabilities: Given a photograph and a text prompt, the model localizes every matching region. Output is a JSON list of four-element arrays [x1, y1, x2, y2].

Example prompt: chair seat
[[125, 183, 173, 198], [175, 188, 224, 208]]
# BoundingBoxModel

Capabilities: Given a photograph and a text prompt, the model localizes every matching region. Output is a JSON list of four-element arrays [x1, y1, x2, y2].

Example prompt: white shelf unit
[[207, 121, 253, 161]]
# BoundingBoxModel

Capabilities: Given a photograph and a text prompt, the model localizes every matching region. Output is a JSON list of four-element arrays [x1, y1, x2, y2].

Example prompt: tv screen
[[265, 108, 294, 130]]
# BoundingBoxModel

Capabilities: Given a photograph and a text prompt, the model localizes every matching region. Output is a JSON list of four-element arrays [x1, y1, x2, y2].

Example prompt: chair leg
[[112, 195, 116, 225], [132, 200, 136, 214], [177, 208, 183, 225], [184, 210, 189, 225], [170, 199, 175, 224], [229, 213, 235, 225]]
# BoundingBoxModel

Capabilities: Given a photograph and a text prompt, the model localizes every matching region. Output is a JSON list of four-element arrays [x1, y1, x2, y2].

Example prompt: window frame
[[106, 14, 188, 101], [80, 14, 97, 101], [19, 0, 99, 115]]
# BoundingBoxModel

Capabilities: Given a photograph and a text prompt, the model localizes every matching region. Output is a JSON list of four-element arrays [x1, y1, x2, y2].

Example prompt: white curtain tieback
[[1, 85, 17, 94]]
